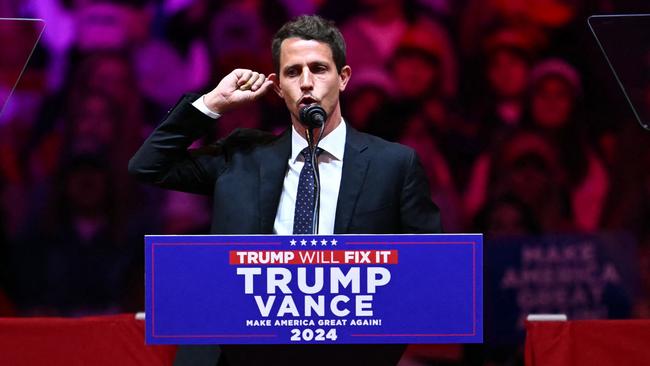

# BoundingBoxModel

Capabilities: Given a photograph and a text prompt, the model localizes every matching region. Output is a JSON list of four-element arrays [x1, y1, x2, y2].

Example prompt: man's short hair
[[272, 15, 346, 74]]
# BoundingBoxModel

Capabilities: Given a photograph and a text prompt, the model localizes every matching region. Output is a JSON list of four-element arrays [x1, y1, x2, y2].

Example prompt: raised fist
[[203, 69, 276, 114]]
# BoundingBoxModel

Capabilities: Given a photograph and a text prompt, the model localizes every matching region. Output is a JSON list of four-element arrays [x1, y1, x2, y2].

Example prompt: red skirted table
[[526, 320, 650, 366], [0, 314, 177, 365]]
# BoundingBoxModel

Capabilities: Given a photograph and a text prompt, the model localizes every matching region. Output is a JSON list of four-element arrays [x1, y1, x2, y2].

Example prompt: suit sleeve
[[128, 94, 225, 195], [399, 149, 443, 233]]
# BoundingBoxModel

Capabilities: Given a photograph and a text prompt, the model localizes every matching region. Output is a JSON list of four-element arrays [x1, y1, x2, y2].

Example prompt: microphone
[[299, 104, 326, 129], [298, 104, 326, 236]]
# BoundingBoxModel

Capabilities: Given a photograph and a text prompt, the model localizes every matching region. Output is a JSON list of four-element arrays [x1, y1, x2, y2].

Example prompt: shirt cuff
[[192, 95, 221, 119]]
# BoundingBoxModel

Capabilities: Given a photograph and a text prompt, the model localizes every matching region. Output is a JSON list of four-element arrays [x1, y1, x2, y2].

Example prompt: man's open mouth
[[298, 96, 318, 108]]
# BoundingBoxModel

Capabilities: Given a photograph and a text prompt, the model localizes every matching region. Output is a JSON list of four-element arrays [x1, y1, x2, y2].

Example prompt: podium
[[145, 234, 483, 365]]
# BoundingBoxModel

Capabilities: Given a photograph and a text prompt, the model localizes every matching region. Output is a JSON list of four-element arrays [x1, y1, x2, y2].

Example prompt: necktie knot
[[300, 147, 323, 160]]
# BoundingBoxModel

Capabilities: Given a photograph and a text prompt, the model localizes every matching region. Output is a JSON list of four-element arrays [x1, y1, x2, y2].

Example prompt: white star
[[331, 239, 337, 246], [321, 239, 328, 246], [300, 239, 307, 246], [311, 239, 318, 246], [290, 239, 297, 246]]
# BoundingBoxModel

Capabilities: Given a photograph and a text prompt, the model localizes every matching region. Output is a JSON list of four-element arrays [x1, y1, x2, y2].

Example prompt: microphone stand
[[305, 126, 322, 235], [299, 104, 326, 236]]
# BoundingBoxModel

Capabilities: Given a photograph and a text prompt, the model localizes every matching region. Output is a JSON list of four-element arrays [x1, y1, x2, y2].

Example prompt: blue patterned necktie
[[293, 147, 323, 234]]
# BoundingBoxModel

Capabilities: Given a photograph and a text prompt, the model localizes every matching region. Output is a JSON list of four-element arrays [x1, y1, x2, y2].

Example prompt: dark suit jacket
[[128, 94, 442, 366], [129, 94, 441, 235]]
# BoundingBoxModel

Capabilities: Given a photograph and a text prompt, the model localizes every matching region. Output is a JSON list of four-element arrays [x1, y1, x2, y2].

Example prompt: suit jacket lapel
[[258, 129, 291, 233], [334, 126, 370, 233]]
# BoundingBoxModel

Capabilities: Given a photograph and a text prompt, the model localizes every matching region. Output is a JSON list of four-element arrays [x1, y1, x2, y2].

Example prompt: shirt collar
[[290, 119, 347, 162]]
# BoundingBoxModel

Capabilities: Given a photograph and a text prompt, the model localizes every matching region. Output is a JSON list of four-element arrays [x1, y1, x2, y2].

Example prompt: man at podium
[[129, 14, 441, 366]]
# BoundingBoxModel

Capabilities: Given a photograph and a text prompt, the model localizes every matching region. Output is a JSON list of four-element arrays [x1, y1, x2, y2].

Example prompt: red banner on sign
[[229, 250, 399, 265]]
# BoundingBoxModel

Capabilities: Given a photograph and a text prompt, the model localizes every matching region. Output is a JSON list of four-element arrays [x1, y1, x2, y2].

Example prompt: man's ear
[[338, 65, 352, 92], [268, 73, 282, 97]]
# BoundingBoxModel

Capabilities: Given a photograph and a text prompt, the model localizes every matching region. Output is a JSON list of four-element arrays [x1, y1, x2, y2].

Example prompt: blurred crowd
[[0, 0, 649, 364]]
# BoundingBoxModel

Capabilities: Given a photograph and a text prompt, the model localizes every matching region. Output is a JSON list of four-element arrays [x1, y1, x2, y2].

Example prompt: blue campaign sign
[[485, 232, 638, 345], [145, 234, 483, 345]]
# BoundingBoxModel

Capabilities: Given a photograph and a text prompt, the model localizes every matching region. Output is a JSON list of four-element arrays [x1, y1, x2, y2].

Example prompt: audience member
[[468, 26, 542, 150], [527, 58, 609, 232], [466, 131, 574, 232], [343, 67, 395, 131], [341, 0, 456, 97], [474, 195, 541, 238]]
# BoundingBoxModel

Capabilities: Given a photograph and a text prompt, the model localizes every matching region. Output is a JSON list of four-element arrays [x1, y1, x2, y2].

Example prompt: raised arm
[[128, 69, 275, 194]]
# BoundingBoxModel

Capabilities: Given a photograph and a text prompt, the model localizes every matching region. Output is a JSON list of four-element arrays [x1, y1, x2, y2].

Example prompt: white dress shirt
[[192, 96, 345, 234]]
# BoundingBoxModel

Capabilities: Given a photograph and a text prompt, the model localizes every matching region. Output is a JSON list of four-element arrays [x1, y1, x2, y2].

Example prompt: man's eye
[[313, 66, 327, 73], [286, 69, 298, 77]]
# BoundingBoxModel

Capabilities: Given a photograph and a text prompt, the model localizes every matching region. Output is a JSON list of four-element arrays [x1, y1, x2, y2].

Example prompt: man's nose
[[300, 68, 314, 90]]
